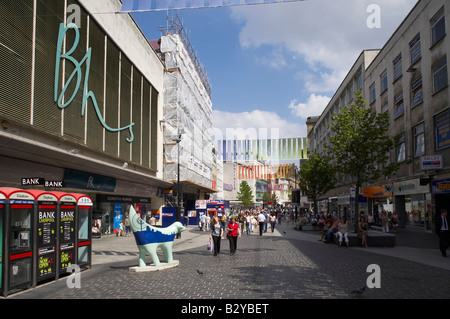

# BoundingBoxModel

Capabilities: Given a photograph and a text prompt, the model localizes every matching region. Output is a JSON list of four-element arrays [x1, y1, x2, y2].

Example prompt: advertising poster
[[37, 203, 57, 279], [60, 205, 75, 244], [435, 109, 450, 150], [59, 203, 76, 272], [114, 203, 122, 233]]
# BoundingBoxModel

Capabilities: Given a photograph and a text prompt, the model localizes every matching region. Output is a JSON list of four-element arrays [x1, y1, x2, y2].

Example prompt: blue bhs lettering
[[54, 23, 135, 142]]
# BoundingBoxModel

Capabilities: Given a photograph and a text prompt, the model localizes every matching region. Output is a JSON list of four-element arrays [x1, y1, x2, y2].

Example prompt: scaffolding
[[158, 13, 212, 98], [158, 14, 214, 191]]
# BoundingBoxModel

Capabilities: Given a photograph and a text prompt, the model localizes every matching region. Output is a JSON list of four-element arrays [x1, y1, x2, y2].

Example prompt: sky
[[131, 0, 419, 139]]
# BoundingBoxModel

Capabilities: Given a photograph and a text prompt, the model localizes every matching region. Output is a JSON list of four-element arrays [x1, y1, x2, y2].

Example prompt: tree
[[262, 191, 279, 207], [262, 192, 271, 205], [298, 153, 335, 216], [237, 181, 254, 207], [327, 92, 402, 231]]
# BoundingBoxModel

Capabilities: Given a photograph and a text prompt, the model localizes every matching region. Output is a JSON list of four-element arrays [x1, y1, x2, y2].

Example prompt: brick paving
[[9, 222, 450, 301]]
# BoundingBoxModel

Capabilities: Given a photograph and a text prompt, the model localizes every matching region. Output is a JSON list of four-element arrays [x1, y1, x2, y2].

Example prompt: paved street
[[8, 220, 450, 303]]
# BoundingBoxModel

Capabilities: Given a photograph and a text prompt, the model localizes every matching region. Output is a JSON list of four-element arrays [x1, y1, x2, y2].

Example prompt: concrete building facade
[[308, 0, 450, 233]]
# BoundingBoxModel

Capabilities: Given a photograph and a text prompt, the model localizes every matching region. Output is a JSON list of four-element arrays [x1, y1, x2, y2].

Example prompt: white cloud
[[254, 47, 287, 69], [289, 94, 331, 118], [230, 0, 418, 93], [212, 109, 306, 139]]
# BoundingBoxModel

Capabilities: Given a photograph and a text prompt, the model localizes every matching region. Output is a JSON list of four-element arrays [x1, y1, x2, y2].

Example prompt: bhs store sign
[[54, 23, 135, 143]]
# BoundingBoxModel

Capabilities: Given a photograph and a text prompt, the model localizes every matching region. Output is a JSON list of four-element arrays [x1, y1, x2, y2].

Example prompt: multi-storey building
[[150, 18, 217, 205], [363, 0, 449, 232], [0, 0, 171, 234], [308, 0, 450, 233], [307, 50, 380, 215]]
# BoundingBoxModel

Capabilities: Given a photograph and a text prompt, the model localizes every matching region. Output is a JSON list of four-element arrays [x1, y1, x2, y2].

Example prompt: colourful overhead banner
[[121, 0, 305, 12]]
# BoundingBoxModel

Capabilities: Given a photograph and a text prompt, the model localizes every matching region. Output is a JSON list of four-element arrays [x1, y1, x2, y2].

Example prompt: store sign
[[21, 177, 45, 186], [21, 178, 63, 187], [432, 178, 450, 194], [195, 200, 207, 209], [420, 155, 443, 170], [362, 184, 393, 198], [64, 169, 116, 192], [394, 179, 429, 195], [54, 23, 135, 143], [435, 109, 450, 151]]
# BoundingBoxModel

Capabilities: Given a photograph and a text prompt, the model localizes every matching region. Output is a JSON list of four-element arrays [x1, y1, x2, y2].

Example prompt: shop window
[[433, 56, 448, 94], [431, 7, 446, 47], [413, 123, 425, 157]]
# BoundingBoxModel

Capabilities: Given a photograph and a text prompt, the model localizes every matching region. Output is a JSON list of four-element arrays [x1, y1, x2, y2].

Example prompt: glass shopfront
[[96, 195, 152, 235], [394, 179, 431, 231]]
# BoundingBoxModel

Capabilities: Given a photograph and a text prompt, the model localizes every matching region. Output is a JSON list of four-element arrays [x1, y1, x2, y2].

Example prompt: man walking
[[257, 211, 266, 236], [436, 209, 449, 257]]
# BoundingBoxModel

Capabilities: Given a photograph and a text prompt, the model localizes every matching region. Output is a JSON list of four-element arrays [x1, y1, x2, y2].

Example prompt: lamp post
[[172, 133, 182, 239]]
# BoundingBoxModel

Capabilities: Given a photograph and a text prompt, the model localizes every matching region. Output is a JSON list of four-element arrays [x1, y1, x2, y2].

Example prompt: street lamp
[[172, 133, 182, 239]]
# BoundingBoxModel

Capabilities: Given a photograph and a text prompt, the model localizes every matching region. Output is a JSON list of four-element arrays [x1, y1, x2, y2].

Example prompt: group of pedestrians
[[207, 209, 279, 257], [209, 215, 241, 256], [318, 213, 369, 248]]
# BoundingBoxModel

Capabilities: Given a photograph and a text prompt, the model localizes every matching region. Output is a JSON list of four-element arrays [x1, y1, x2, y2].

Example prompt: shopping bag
[[207, 239, 212, 251]]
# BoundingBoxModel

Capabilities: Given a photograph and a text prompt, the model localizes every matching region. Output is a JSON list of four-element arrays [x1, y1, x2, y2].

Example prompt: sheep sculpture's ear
[[129, 205, 146, 232]]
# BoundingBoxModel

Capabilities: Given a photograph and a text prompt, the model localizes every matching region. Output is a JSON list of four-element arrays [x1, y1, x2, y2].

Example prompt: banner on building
[[121, 0, 305, 12]]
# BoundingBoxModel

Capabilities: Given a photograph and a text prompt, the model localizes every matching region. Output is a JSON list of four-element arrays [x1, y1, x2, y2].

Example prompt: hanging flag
[[121, 0, 305, 12]]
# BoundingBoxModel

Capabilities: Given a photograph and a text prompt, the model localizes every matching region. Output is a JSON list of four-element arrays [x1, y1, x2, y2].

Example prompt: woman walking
[[359, 216, 368, 248], [226, 216, 241, 256], [209, 216, 223, 256]]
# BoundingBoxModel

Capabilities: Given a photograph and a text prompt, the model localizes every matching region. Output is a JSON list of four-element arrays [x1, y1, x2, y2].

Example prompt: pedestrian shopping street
[[10, 221, 450, 300]]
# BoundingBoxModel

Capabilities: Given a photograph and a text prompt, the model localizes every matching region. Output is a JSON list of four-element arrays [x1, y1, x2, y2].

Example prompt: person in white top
[[257, 212, 266, 236]]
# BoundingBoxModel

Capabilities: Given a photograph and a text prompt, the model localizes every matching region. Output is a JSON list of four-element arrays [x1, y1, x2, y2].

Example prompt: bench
[[331, 230, 396, 247]]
